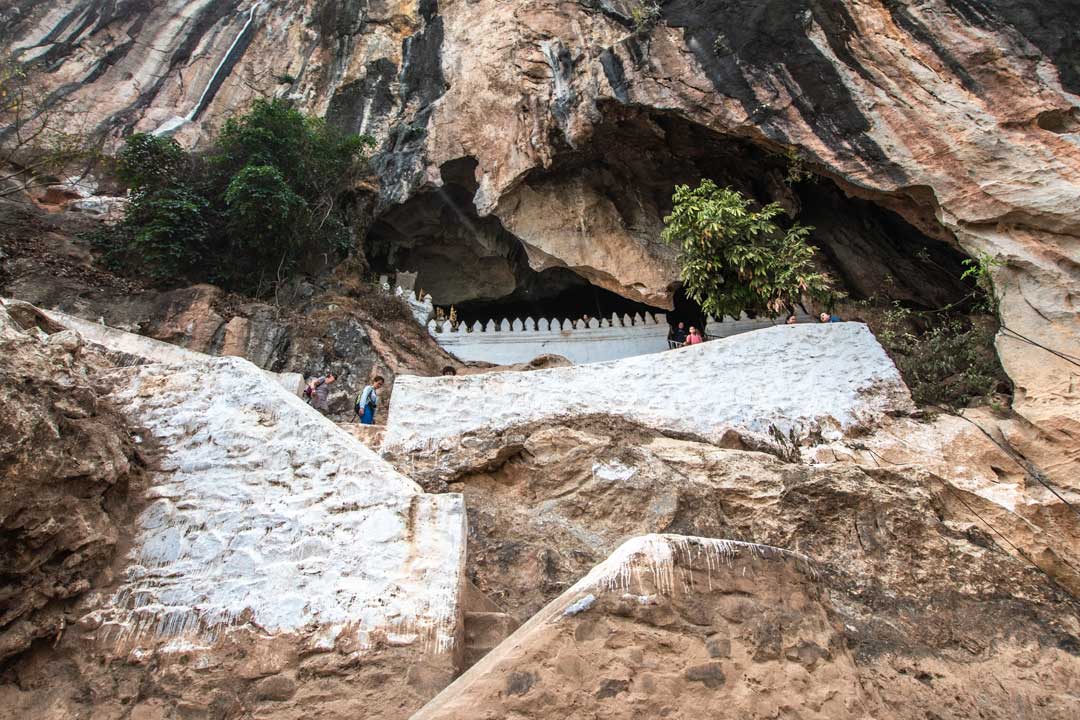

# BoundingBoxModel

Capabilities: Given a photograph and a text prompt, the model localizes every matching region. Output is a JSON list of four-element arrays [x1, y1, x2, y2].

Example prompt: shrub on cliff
[[95, 99, 373, 295], [876, 304, 1008, 409], [662, 180, 835, 318]]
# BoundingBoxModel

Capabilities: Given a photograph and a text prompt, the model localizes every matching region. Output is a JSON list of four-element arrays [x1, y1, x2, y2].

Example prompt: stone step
[[463, 611, 519, 668], [462, 579, 504, 614]]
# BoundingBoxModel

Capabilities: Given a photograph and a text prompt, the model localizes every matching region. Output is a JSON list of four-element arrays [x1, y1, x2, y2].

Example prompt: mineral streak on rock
[[383, 322, 913, 455], [96, 355, 466, 655], [574, 535, 818, 599]]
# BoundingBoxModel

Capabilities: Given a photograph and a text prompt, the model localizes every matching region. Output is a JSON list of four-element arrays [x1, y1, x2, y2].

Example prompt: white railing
[[426, 307, 816, 365], [427, 311, 668, 336], [428, 312, 669, 365]]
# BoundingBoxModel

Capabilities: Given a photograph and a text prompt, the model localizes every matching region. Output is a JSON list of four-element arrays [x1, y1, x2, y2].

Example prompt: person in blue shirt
[[354, 376, 384, 424], [819, 312, 843, 323]]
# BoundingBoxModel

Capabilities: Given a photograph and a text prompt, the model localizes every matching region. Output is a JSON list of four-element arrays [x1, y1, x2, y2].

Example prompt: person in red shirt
[[686, 326, 704, 345]]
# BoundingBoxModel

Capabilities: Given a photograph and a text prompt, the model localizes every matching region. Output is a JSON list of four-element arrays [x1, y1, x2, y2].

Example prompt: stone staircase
[[461, 581, 519, 670]]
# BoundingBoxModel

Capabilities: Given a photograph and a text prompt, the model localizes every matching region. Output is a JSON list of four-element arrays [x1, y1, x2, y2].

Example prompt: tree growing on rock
[[96, 98, 375, 295], [661, 180, 835, 318]]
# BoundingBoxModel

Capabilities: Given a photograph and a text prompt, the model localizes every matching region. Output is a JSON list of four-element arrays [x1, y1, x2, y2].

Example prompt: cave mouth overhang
[[365, 105, 976, 327]]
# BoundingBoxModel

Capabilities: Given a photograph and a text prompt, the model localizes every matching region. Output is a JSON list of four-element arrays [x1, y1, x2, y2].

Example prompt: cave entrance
[[512, 102, 975, 314], [366, 105, 979, 363], [366, 157, 673, 328], [667, 287, 707, 332], [450, 266, 663, 327]]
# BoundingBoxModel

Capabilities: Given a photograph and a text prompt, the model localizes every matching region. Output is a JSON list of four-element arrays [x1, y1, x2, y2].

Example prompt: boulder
[[0, 300, 134, 663]]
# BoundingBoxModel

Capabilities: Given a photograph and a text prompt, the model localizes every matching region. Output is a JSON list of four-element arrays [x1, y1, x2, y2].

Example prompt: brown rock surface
[[0, 299, 136, 664], [381, 408, 1080, 718], [4, 3, 1080, 716], [415, 534, 1080, 720], [4, 2, 1077, 483], [416, 536, 868, 719]]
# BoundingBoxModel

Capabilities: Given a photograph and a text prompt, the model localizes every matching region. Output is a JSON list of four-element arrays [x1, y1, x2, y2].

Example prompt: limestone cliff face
[[0, 300, 135, 664], [4, 2, 1078, 486]]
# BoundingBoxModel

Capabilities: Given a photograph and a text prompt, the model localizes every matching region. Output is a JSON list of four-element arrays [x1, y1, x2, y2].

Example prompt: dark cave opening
[[365, 104, 976, 331], [450, 266, 662, 327], [366, 156, 672, 325]]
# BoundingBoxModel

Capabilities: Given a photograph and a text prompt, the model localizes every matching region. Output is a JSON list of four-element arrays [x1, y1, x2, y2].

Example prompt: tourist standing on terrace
[[306, 372, 336, 413], [686, 326, 704, 345], [671, 322, 688, 344], [355, 376, 384, 425]]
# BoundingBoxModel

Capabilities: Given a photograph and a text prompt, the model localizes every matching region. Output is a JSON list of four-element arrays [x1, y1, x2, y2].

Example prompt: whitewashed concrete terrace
[[98, 355, 466, 654], [385, 323, 913, 451], [427, 311, 807, 365]]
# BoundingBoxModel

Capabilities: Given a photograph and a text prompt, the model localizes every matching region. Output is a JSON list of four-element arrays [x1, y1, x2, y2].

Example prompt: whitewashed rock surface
[[39, 307, 306, 395], [384, 323, 913, 452], [98, 356, 466, 653]]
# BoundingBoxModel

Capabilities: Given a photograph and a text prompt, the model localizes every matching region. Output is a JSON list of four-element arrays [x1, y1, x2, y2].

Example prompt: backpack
[[355, 386, 376, 414]]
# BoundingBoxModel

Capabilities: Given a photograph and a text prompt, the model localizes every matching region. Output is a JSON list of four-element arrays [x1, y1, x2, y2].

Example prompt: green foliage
[[783, 147, 815, 186], [94, 186, 208, 282], [224, 165, 305, 243], [94, 99, 375, 295], [661, 180, 835, 318], [116, 133, 186, 191], [126, 187, 209, 280], [630, 1, 661, 33], [960, 251, 1004, 313], [876, 303, 1007, 409]]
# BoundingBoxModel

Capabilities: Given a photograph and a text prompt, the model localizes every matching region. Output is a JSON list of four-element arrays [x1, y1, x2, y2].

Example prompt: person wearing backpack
[[305, 372, 336, 413], [354, 376, 384, 425]]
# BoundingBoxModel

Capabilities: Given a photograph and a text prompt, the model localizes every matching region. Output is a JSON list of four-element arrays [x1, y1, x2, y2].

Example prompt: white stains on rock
[[571, 534, 817, 603], [384, 323, 913, 453], [98, 356, 466, 655]]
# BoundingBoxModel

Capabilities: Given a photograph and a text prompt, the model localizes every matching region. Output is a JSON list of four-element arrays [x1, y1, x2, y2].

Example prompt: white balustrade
[[426, 308, 804, 366]]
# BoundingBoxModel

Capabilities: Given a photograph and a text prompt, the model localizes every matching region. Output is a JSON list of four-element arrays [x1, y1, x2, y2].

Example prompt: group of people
[[304, 364, 459, 425], [786, 312, 843, 324], [668, 322, 705, 347], [670, 311, 843, 348], [305, 373, 384, 424]]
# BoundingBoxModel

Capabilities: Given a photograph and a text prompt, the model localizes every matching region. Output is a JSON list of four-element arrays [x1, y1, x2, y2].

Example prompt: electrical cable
[[999, 324, 1080, 369], [953, 410, 1080, 521]]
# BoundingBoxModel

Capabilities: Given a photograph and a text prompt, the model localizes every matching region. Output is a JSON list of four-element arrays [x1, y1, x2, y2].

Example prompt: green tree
[[661, 180, 834, 318], [94, 99, 374, 295], [121, 186, 209, 281], [116, 133, 187, 192]]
